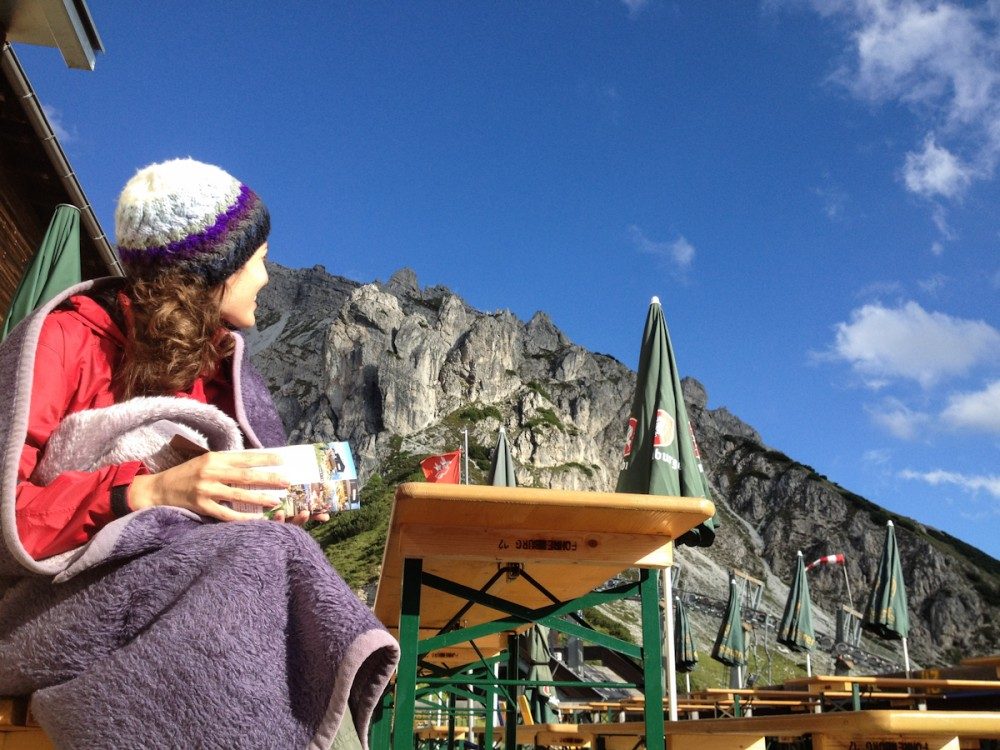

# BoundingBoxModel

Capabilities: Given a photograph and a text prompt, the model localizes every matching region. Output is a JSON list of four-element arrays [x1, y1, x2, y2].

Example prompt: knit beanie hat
[[114, 158, 270, 287]]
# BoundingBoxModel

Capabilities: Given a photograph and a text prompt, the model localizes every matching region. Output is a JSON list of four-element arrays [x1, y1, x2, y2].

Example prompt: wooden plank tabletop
[[374, 483, 714, 654], [581, 711, 1000, 738], [784, 674, 1000, 693]]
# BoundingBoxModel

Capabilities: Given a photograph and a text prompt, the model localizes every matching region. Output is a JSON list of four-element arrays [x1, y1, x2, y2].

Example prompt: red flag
[[806, 553, 845, 571], [421, 450, 461, 483]]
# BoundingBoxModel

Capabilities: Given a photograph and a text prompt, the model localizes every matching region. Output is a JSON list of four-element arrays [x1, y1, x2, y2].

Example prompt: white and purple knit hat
[[114, 158, 270, 286]]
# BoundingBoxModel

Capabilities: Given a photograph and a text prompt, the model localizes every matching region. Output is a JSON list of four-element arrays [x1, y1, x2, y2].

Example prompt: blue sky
[[16, 1, 999, 557]]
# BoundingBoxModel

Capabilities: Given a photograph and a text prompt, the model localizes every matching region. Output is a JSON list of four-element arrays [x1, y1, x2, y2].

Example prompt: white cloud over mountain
[[814, 0, 1000, 202], [831, 300, 1000, 388], [628, 225, 695, 268], [866, 397, 931, 439], [941, 380, 1000, 433], [900, 468, 1000, 498]]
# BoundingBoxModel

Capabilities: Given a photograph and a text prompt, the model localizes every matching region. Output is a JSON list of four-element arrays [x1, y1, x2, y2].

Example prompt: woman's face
[[220, 243, 269, 328]]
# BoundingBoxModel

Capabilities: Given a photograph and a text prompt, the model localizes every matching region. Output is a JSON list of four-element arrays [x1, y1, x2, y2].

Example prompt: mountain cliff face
[[247, 262, 1000, 668]]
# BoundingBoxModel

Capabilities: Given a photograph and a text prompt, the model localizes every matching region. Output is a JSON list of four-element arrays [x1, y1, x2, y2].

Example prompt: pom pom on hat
[[115, 158, 270, 286]]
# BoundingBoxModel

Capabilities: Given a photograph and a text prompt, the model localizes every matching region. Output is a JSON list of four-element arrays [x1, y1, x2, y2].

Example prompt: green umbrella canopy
[[711, 576, 746, 667], [488, 427, 516, 487], [615, 297, 716, 547], [862, 520, 910, 641], [522, 624, 558, 723], [674, 596, 698, 673], [777, 551, 816, 652], [2, 204, 82, 340]]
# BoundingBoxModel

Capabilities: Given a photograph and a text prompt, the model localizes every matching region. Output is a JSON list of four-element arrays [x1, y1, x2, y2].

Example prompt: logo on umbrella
[[687, 421, 701, 458], [653, 409, 675, 448], [623, 416, 637, 458]]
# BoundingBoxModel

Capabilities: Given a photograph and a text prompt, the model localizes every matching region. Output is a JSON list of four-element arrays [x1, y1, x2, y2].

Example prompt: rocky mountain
[[246, 262, 1000, 671]]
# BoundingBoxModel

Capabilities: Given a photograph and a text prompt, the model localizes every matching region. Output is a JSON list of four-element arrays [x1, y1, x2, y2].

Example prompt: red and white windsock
[[806, 553, 845, 571]]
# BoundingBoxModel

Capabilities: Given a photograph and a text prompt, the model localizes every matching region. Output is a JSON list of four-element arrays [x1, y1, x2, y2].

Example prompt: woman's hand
[[129, 451, 289, 522]]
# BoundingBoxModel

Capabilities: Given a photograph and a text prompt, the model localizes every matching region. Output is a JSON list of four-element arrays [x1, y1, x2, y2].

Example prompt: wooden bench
[[691, 686, 935, 714], [478, 722, 592, 748], [783, 674, 1000, 697], [960, 655, 1000, 679], [0, 698, 52, 750], [582, 709, 1000, 750]]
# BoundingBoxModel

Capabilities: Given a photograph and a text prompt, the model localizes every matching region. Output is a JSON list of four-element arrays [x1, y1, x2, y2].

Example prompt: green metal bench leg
[[370, 688, 393, 749], [640, 568, 665, 750], [394, 557, 423, 750]]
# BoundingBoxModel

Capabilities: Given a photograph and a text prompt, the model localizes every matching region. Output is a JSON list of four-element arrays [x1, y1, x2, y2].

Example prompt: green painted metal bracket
[[417, 574, 643, 657]]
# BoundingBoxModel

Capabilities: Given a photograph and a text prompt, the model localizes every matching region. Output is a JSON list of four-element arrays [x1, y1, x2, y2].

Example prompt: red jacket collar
[[64, 294, 127, 348]]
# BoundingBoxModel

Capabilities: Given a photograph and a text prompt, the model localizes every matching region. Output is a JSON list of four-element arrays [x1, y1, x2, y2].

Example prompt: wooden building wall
[[0, 41, 111, 321]]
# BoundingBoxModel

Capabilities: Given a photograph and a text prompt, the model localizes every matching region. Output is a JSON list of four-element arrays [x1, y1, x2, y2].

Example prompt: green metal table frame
[[370, 558, 666, 750]]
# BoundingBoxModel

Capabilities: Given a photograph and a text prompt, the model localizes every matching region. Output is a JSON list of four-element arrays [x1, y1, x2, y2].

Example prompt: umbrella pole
[[902, 637, 911, 676], [842, 565, 854, 610], [663, 565, 679, 721], [467, 673, 474, 743], [462, 429, 469, 484], [805, 652, 812, 677], [685, 673, 690, 694]]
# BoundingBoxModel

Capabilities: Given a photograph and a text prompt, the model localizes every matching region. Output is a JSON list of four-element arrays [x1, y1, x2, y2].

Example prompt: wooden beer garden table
[[582, 710, 1000, 750], [370, 482, 714, 750]]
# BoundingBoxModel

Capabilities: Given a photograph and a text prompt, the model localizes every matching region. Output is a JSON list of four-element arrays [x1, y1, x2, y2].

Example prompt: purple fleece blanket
[[0, 280, 399, 749]]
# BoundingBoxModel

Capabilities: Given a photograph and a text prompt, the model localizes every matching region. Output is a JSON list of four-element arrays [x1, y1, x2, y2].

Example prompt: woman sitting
[[0, 159, 398, 749]]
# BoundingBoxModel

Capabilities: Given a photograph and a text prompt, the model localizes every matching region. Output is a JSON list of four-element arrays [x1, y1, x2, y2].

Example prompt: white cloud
[[628, 225, 695, 268], [620, 0, 649, 16], [815, 183, 848, 219], [941, 380, 1000, 432], [856, 280, 904, 300], [831, 300, 1000, 387], [862, 448, 892, 465], [917, 273, 948, 293], [866, 398, 931, 439], [41, 103, 72, 143], [900, 468, 1000, 498], [930, 240, 944, 256], [931, 203, 954, 239], [903, 134, 975, 199], [814, 1, 1000, 202], [669, 236, 695, 266]]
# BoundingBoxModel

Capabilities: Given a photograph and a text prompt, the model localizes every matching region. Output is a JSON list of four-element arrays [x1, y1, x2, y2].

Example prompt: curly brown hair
[[113, 270, 235, 400]]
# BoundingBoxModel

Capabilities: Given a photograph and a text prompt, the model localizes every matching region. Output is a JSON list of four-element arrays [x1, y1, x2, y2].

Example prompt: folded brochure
[[169, 435, 360, 516]]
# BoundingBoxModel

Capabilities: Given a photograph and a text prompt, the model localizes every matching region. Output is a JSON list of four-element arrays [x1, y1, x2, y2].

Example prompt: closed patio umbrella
[[2, 204, 82, 340], [488, 426, 516, 487], [674, 595, 698, 693], [862, 520, 911, 673], [778, 551, 816, 675], [712, 576, 746, 686], [615, 297, 715, 546], [522, 625, 558, 724], [616, 296, 717, 720]]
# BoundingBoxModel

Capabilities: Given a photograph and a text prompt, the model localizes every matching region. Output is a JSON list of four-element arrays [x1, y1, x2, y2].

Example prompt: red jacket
[[16, 294, 236, 560]]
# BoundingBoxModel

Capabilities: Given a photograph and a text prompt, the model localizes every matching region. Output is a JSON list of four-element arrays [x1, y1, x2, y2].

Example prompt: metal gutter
[[1, 41, 122, 276]]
